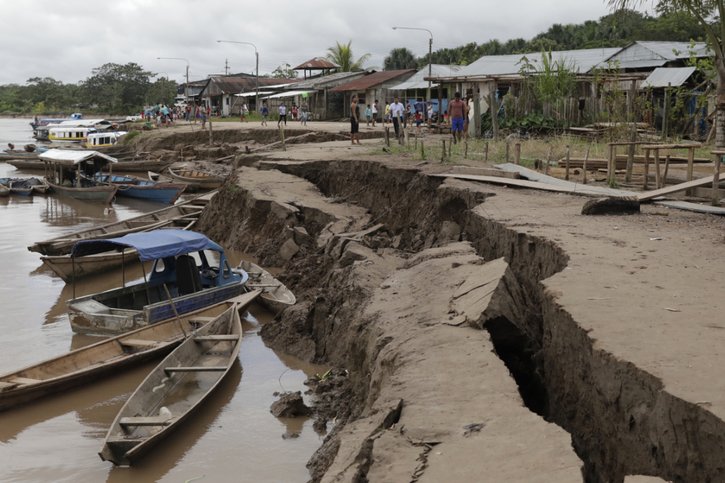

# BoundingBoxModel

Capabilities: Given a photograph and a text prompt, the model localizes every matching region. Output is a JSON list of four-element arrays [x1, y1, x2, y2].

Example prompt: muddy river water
[[0, 119, 324, 482]]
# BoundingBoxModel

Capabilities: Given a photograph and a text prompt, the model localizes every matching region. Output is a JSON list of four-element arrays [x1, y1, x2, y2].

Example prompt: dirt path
[[159, 124, 725, 482]]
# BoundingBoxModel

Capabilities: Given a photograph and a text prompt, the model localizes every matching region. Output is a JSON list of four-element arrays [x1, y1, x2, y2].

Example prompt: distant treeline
[[385, 9, 706, 69], [0, 63, 178, 116]]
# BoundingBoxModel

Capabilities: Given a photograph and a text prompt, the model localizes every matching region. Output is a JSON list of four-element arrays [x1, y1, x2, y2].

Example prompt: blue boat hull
[[115, 185, 185, 204]]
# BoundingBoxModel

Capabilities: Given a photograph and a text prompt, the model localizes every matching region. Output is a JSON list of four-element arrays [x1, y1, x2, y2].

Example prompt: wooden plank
[[119, 416, 173, 427], [187, 316, 216, 324], [120, 338, 159, 349], [165, 366, 227, 373], [0, 381, 19, 390], [194, 335, 239, 341], [10, 377, 41, 385], [431, 173, 630, 198], [654, 200, 725, 215], [637, 176, 718, 202]]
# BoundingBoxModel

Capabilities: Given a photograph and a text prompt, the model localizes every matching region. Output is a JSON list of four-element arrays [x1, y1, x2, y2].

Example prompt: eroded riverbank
[[194, 146, 725, 482]]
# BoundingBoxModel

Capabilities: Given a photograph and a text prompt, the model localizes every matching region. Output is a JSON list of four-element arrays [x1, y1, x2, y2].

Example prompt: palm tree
[[384, 48, 418, 70], [327, 41, 371, 72]]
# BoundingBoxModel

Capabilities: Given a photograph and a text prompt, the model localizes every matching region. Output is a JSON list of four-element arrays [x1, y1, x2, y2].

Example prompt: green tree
[[610, 0, 724, 146], [384, 48, 418, 70], [271, 63, 299, 78], [81, 62, 153, 114], [326, 41, 370, 72], [146, 77, 178, 106]]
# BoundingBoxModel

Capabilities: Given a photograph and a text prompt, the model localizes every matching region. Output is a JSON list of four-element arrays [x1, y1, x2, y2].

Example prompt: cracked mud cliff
[[194, 141, 725, 482]]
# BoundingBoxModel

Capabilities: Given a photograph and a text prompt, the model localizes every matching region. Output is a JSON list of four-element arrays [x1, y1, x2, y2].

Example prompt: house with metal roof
[[199, 74, 297, 116], [389, 64, 463, 111], [329, 69, 417, 118], [268, 71, 367, 120], [602, 41, 711, 71], [428, 47, 622, 135]]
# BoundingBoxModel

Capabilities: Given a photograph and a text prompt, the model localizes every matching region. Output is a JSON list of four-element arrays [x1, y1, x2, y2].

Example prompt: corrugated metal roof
[[293, 57, 339, 70], [39, 149, 117, 165], [640, 67, 696, 88], [203, 76, 295, 96], [604, 41, 710, 69], [389, 64, 462, 90], [292, 71, 366, 89], [453, 48, 621, 78], [329, 70, 416, 92], [263, 90, 317, 99]]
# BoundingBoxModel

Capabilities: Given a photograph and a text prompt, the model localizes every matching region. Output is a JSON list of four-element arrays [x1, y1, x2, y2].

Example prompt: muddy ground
[[129, 123, 725, 482]]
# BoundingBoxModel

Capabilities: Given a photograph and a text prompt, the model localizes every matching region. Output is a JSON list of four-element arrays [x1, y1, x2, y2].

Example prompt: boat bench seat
[[188, 316, 216, 325], [0, 381, 18, 391], [9, 377, 41, 385], [119, 416, 174, 427], [194, 335, 238, 342], [164, 366, 227, 373], [120, 339, 159, 349]]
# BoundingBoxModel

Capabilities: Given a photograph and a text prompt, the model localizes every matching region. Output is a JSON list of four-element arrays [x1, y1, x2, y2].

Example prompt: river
[[0, 118, 324, 482]]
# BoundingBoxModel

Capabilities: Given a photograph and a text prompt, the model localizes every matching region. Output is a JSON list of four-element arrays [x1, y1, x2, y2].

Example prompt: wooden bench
[[188, 316, 216, 325], [120, 338, 159, 349], [164, 366, 227, 374], [119, 416, 174, 427], [194, 335, 238, 342]]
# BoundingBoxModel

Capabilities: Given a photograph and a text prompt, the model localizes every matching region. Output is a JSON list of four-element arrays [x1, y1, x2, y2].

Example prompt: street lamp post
[[157, 57, 190, 106], [392, 26, 433, 107], [217, 40, 259, 113]]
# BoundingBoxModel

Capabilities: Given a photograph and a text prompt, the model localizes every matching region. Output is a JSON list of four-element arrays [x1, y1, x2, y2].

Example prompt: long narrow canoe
[[237, 260, 296, 314], [40, 218, 197, 282], [28, 191, 216, 256], [167, 167, 225, 191], [99, 293, 252, 466], [0, 291, 259, 412], [47, 180, 118, 205]]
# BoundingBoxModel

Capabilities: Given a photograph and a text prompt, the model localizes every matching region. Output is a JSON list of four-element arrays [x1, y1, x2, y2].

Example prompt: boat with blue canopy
[[67, 229, 249, 335], [90, 173, 186, 204]]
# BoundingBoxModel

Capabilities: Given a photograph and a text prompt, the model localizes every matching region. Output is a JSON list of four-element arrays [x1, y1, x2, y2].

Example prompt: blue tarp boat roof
[[71, 229, 224, 261]]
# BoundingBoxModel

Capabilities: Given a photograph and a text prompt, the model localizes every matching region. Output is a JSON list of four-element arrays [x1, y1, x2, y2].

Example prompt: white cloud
[[0, 0, 614, 84]]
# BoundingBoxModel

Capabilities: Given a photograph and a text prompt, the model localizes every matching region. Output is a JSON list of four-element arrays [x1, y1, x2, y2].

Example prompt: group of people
[[350, 93, 472, 144], [270, 101, 310, 127]]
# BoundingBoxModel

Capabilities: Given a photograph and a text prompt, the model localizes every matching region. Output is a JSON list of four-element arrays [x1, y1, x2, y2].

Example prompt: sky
[[0, 0, 619, 85]]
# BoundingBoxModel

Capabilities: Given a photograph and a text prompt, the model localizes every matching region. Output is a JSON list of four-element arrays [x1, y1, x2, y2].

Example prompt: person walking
[[384, 102, 391, 126], [300, 104, 309, 126], [448, 92, 467, 143], [364, 104, 372, 127], [278, 102, 287, 127], [372, 100, 379, 127], [390, 97, 405, 138], [261, 102, 269, 126], [350, 95, 361, 145]]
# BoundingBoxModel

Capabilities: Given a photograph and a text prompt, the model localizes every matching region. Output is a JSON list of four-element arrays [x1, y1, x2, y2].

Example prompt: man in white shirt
[[278, 102, 287, 127], [372, 100, 379, 127], [390, 97, 405, 137]]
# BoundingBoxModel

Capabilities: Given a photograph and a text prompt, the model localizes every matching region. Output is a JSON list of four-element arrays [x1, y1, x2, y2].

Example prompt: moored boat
[[167, 167, 225, 191], [91, 173, 186, 204], [99, 298, 247, 466], [39, 149, 119, 204], [68, 229, 249, 335], [28, 192, 214, 256], [41, 217, 198, 282], [8, 157, 172, 173], [0, 292, 259, 412], [237, 260, 296, 314], [84, 131, 127, 149]]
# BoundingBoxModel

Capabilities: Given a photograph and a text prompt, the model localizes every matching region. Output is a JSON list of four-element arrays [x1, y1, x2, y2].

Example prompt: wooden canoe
[[47, 180, 118, 204], [99, 292, 254, 466], [0, 292, 259, 412], [237, 260, 296, 314], [167, 167, 225, 191], [28, 191, 215, 256], [40, 218, 198, 282]]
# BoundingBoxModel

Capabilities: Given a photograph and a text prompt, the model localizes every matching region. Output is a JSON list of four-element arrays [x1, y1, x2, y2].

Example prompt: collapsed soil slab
[[197, 152, 725, 482]]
